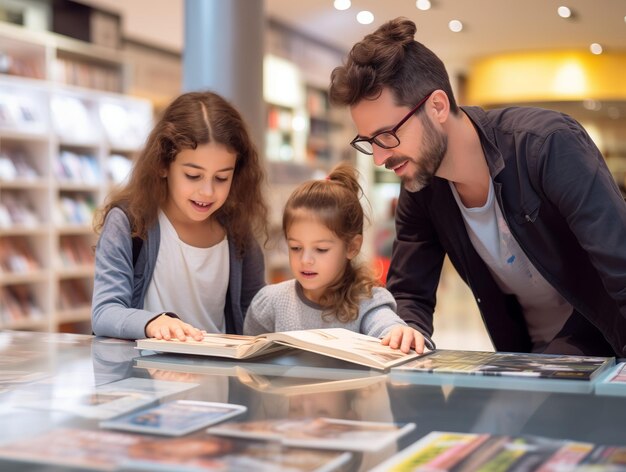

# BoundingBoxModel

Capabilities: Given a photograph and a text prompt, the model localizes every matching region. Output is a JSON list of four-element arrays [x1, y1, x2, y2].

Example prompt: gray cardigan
[[91, 207, 266, 339], [244, 279, 406, 338]]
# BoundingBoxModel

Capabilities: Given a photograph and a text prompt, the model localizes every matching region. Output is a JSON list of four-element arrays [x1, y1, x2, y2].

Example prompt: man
[[329, 17, 626, 356]]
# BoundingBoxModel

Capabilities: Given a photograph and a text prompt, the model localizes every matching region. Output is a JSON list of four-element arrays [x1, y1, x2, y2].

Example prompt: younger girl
[[244, 163, 424, 353], [92, 91, 267, 341]]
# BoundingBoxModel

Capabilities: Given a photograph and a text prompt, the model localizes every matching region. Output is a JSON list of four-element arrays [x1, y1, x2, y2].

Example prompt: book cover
[[136, 328, 420, 371], [207, 417, 415, 452], [594, 362, 626, 397], [0, 427, 351, 472], [100, 400, 247, 436]]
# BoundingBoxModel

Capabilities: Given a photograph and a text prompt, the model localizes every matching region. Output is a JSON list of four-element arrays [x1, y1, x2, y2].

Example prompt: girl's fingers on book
[[183, 325, 204, 341], [410, 329, 426, 354]]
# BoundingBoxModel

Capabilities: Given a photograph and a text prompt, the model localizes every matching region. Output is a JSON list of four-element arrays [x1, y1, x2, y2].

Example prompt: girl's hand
[[145, 314, 204, 342], [381, 326, 426, 354]]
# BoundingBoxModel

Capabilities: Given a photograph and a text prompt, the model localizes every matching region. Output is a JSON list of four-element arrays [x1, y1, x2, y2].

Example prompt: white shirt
[[450, 180, 572, 347], [143, 211, 230, 333]]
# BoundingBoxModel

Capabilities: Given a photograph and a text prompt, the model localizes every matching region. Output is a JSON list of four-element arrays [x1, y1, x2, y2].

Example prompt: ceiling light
[[590, 43, 603, 55], [557, 6, 572, 18], [333, 0, 351, 11], [357, 10, 374, 25], [416, 0, 432, 11], [448, 20, 463, 33]]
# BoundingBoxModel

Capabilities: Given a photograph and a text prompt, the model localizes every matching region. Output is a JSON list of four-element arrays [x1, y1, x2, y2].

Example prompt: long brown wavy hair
[[329, 17, 459, 114], [94, 91, 268, 255], [283, 162, 380, 323]]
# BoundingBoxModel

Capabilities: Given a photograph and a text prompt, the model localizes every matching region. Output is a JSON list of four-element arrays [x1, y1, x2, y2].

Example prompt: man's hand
[[381, 326, 426, 354], [145, 314, 204, 341]]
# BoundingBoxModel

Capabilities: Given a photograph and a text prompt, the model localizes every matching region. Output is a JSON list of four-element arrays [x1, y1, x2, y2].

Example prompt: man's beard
[[402, 115, 448, 193]]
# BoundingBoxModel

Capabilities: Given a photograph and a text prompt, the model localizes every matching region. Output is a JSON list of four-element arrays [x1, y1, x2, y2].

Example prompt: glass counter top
[[0, 330, 624, 471]]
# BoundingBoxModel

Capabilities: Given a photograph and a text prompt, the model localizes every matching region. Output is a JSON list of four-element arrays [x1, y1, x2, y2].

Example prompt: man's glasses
[[350, 92, 433, 155]]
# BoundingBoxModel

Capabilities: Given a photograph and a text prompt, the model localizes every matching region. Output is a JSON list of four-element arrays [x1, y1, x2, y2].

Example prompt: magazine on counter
[[136, 328, 419, 371], [392, 350, 613, 379], [207, 417, 415, 452], [595, 362, 626, 396], [0, 427, 352, 472], [100, 400, 247, 436], [371, 430, 626, 472]]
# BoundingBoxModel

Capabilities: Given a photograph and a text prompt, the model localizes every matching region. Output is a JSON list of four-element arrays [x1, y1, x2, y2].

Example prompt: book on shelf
[[595, 362, 626, 396], [207, 417, 415, 452], [136, 328, 420, 371], [371, 430, 626, 472], [0, 236, 40, 273], [391, 350, 614, 382], [1, 285, 43, 323], [100, 400, 247, 436]]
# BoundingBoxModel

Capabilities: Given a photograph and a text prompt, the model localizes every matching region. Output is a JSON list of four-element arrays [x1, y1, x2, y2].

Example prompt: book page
[[269, 328, 419, 369]]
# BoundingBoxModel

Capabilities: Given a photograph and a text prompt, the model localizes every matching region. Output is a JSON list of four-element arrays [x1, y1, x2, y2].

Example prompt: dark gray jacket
[[388, 106, 626, 356], [91, 207, 265, 339]]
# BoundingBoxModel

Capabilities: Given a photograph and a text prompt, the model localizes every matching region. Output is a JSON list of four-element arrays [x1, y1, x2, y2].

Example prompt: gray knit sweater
[[243, 279, 406, 338]]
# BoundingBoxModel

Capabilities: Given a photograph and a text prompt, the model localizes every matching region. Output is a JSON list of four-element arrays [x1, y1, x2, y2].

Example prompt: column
[[183, 0, 265, 150]]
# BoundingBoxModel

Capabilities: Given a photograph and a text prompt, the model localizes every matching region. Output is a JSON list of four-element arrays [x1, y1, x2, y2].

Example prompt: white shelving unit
[[0, 23, 152, 332]]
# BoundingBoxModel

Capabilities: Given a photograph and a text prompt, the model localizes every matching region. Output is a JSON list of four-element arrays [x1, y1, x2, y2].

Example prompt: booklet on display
[[100, 400, 247, 436]]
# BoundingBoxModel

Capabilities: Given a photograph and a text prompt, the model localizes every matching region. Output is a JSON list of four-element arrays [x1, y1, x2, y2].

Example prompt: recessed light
[[590, 43, 603, 55], [557, 6, 572, 18], [416, 0, 432, 11], [333, 0, 351, 11], [357, 10, 374, 25], [448, 20, 463, 32]]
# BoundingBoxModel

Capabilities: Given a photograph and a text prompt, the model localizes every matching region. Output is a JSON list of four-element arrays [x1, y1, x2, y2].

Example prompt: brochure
[[101, 400, 247, 436], [136, 328, 419, 371], [207, 417, 415, 452]]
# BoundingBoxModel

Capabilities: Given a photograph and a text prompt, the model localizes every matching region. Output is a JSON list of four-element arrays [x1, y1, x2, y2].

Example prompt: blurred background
[[1, 0, 624, 350]]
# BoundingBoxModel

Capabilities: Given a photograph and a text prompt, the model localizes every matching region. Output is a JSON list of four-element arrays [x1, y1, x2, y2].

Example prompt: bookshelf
[[0, 23, 152, 332]]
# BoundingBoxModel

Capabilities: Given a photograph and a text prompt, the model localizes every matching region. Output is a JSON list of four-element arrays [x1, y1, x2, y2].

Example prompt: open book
[[136, 328, 420, 371]]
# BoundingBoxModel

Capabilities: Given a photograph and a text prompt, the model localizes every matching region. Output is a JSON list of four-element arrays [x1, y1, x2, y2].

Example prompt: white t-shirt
[[143, 211, 230, 333], [449, 180, 572, 347]]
